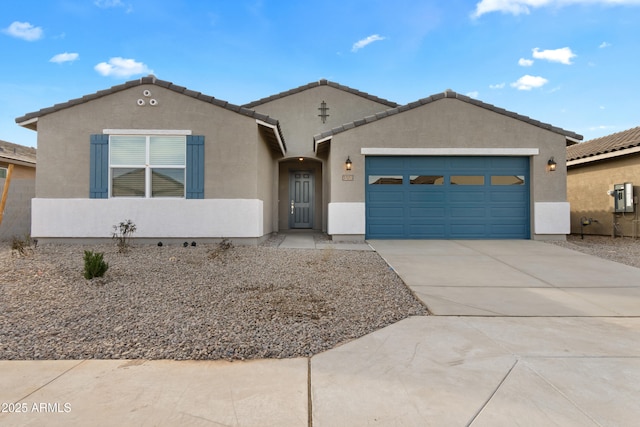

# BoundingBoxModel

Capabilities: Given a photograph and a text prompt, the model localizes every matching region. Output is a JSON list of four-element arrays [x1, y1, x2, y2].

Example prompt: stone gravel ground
[[549, 234, 640, 269], [0, 238, 427, 361]]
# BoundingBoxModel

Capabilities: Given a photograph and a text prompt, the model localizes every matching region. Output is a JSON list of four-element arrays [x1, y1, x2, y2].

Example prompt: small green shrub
[[84, 250, 109, 280], [112, 219, 137, 253]]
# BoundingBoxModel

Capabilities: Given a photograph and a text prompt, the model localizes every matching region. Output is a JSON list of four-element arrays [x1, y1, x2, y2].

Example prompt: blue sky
[[2, 0, 640, 147]]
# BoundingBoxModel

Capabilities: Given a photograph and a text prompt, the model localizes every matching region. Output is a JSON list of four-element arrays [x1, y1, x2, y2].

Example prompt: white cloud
[[94, 0, 133, 13], [490, 83, 506, 89], [94, 57, 152, 78], [466, 91, 480, 98], [472, 0, 640, 18], [352, 34, 386, 52], [518, 58, 534, 66], [510, 75, 548, 90], [599, 41, 611, 48], [588, 125, 616, 131], [2, 21, 43, 41], [50, 52, 79, 64], [532, 47, 576, 64]]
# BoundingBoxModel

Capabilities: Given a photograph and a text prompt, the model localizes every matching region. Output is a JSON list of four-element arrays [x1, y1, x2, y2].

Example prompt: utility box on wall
[[613, 182, 634, 213]]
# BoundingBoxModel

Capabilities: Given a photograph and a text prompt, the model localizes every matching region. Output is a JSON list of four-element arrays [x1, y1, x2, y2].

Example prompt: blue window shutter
[[90, 134, 109, 198], [186, 135, 205, 199]]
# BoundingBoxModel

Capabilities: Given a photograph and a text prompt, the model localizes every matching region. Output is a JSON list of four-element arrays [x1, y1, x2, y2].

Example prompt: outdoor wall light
[[548, 157, 557, 172], [345, 156, 352, 171]]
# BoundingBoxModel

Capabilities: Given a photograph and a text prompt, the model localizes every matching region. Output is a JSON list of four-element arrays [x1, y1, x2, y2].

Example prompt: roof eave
[[17, 117, 38, 131], [256, 119, 287, 156], [567, 145, 640, 167], [0, 157, 36, 168]]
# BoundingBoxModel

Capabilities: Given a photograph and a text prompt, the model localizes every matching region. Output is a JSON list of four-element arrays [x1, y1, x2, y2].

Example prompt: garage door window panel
[[410, 175, 444, 185], [368, 175, 403, 185], [450, 175, 485, 185], [491, 175, 526, 185]]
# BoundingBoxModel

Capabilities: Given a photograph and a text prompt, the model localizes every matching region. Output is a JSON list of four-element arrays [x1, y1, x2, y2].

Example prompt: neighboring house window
[[89, 134, 204, 199], [110, 135, 186, 198], [0, 167, 6, 179]]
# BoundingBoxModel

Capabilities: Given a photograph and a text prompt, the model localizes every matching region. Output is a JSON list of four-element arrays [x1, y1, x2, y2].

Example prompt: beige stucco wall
[[327, 97, 568, 238], [251, 84, 393, 231], [256, 128, 280, 234], [568, 154, 640, 237], [250, 85, 395, 158], [35, 85, 266, 200], [0, 163, 36, 240]]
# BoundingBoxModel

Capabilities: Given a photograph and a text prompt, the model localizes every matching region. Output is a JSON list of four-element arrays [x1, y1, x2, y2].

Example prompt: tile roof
[[16, 75, 286, 154], [0, 139, 36, 166], [15, 75, 283, 134], [313, 89, 583, 149], [566, 126, 640, 162], [243, 79, 400, 109]]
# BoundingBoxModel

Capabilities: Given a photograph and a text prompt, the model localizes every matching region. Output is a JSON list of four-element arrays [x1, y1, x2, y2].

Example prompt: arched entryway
[[278, 158, 324, 231]]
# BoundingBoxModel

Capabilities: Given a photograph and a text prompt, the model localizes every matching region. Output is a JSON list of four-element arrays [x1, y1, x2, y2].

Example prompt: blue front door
[[290, 171, 314, 228], [365, 156, 530, 239]]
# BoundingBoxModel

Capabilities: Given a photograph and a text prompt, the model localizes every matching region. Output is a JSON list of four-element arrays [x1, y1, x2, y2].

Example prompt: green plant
[[112, 219, 137, 253], [83, 250, 109, 279]]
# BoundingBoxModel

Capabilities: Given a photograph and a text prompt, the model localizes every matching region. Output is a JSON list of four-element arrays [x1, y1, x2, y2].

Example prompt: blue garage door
[[366, 156, 530, 239]]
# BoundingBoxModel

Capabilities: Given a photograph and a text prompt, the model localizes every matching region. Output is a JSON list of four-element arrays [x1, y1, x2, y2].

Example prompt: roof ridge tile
[[312, 88, 583, 143], [242, 80, 399, 109]]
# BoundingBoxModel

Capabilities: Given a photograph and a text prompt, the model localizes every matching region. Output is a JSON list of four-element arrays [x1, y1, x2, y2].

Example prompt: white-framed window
[[109, 135, 186, 198], [0, 167, 7, 179]]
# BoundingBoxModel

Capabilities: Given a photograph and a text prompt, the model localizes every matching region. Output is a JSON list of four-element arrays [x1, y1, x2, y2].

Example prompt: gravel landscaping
[[549, 234, 640, 269], [0, 238, 427, 360], [3, 234, 638, 361]]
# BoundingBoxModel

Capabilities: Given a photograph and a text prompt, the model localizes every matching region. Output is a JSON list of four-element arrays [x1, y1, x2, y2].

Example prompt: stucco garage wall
[[326, 97, 569, 239], [568, 154, 640, 237]]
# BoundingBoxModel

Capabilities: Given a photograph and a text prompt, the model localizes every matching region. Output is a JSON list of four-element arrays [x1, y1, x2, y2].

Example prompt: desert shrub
[[112, 219, 137, 253], [208, 238, 233, 260], [84, 250, 109, 279], [10, 234, 37, 255]]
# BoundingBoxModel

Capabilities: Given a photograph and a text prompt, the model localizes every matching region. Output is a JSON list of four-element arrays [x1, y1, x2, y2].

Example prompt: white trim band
[[103, 129, 192, 135], [360, 148, 539, 156]]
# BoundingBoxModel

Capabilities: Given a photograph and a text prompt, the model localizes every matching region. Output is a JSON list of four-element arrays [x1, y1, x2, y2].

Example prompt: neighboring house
[[16, 76, 581, 242], [0, 140, 36, 241], [567, 126, 640, 237]]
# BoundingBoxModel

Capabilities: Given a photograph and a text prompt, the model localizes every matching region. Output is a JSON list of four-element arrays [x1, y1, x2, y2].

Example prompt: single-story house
[[567, 126, 640, 237], [0, 140, 36, 241], [16, 76, 581, 243]]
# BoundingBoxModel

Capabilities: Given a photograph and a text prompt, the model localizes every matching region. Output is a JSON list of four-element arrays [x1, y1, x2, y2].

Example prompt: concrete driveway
[[309, 240, 640, 426], [2, 239, 640, 426], [369, 239, 640, 316]]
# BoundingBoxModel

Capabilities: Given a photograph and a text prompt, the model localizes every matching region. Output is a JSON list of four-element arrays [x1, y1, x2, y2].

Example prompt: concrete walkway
[[2, 239, 639, 426], [278, 231, 373, 251]]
